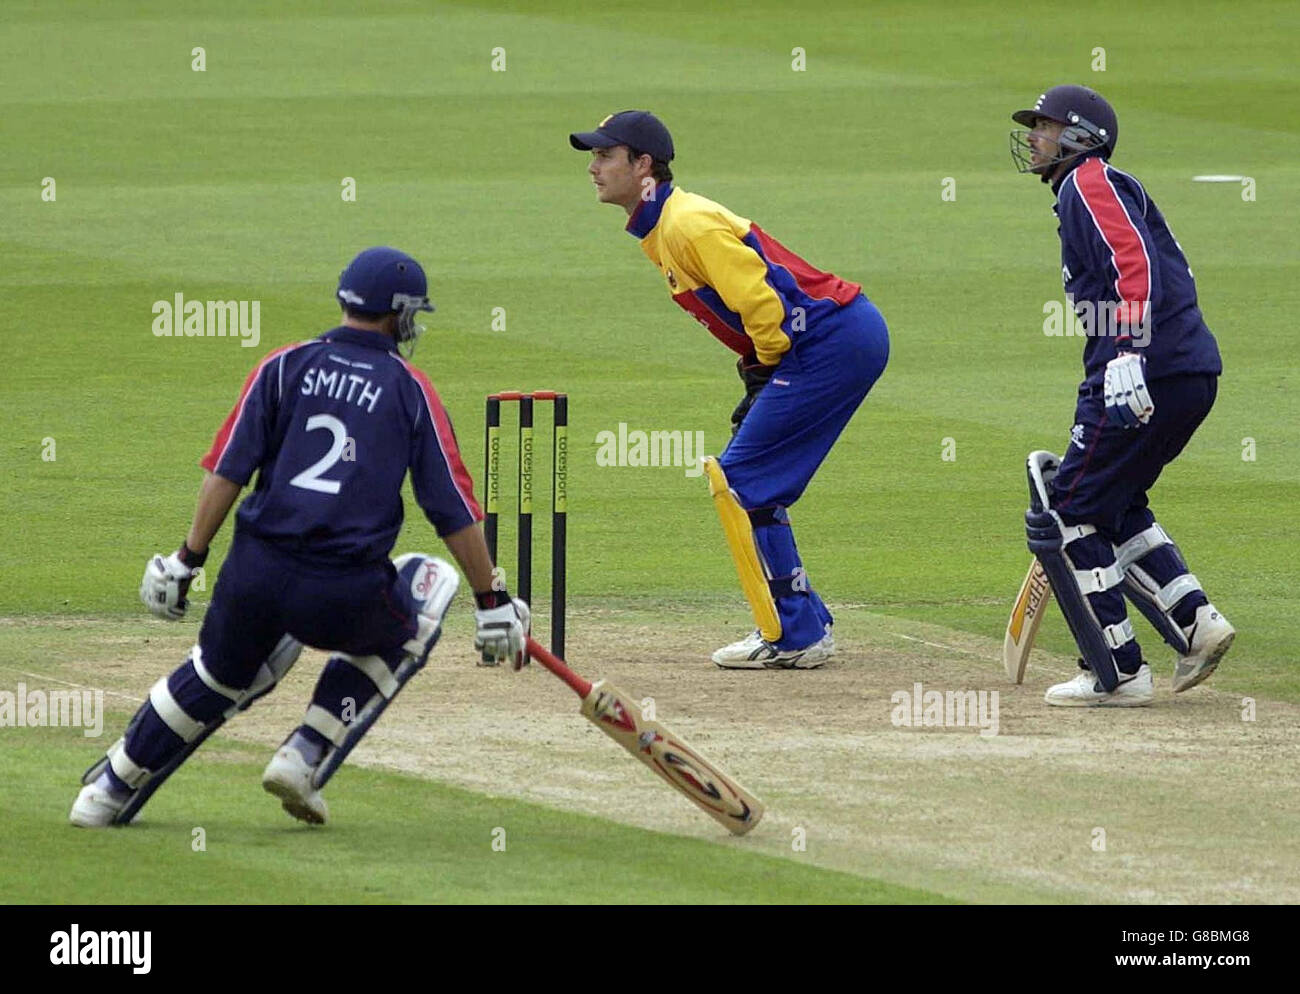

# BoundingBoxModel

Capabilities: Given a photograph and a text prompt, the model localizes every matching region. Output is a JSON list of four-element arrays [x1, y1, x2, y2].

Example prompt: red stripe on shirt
[[398, 358, 484, 521], [672, 290, 752, 354], [200, 341, 311, 474], [748, 225, 861, 304], [1072, 159, 1151, 326]]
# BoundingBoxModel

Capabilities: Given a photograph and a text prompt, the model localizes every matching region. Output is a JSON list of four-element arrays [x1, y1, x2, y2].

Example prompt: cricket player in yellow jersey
[[571, 111, 890, 669]]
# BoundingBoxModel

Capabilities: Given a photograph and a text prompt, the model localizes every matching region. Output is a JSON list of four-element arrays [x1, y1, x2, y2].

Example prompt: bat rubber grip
[[526, 637, 592, 698]]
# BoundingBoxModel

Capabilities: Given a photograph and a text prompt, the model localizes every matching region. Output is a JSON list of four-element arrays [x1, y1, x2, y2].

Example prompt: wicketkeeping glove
[[140, 544, 207, 620], [731, 354, 777, 435], [1103, 352, 1154, 428], [474, 592, 532, 670], [730, 392, 757, 434]]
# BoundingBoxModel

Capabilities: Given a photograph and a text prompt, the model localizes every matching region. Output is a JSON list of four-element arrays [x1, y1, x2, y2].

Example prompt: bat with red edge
[[526, 637, 764, 836]]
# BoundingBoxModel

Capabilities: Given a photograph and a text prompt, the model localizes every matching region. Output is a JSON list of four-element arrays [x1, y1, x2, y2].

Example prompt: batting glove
[[474, 593, 531, 670], [140, 544, 207, 620], [1103, 352, 1154, 429]]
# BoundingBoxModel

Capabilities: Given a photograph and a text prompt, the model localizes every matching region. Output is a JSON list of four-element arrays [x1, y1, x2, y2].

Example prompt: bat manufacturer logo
[[579, 678, 761, 834], [595, 692, 637, 733], [1008, 587, 1031, 640], [656, 747, 754, 825], [411, 560, 438, 599], [1008, 567, 1049, 640], [661, 750, 723, 801]]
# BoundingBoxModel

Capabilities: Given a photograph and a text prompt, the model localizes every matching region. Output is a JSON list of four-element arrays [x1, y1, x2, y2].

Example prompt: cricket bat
[[1003, 559, 1052, 683], [526, 638, 764, 836]]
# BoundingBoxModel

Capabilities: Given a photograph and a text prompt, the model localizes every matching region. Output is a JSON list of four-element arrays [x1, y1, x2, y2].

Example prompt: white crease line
[[0, 665, 143, 703], [887, 631, 996, 661]]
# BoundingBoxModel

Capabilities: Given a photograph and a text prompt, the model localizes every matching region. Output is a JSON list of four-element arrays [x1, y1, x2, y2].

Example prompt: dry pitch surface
[[6, 606, 1297, 905]]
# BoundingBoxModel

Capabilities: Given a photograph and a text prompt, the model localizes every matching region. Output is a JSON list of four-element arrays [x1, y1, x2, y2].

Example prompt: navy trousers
[[200, 530, 420, 688], [1048, 373, 1218, 669]]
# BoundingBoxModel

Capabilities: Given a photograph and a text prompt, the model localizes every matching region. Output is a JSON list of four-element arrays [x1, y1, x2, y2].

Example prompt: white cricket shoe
[[712, 629, 764, 666], [1045, 663, 1154, 708], [262, 746, 328, 825], [69, 774, 129, 828], [1173, 605, 1235, 693], [712, 627, 834, 670]]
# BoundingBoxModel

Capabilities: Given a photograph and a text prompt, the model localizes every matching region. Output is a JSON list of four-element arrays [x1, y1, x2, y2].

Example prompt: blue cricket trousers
[[720, 294, 890, 649]]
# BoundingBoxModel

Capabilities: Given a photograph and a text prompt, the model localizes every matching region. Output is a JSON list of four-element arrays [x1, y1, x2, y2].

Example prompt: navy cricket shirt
[[200, 327, 482, 565], [1052, 156, 1222, 389]]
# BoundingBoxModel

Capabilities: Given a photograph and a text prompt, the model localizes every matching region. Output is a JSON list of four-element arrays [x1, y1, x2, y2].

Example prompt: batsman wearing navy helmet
[[71, 247, 530, 827], [571, 111, 889, 670], [1011, 86, 1233, 707]]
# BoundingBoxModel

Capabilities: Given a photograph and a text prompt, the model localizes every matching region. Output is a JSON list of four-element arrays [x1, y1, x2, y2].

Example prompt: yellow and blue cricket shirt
[[627, 183, 862, 365]]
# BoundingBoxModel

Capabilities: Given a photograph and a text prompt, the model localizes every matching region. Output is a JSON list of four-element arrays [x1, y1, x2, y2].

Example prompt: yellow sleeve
[[678, 228, 791, 365]]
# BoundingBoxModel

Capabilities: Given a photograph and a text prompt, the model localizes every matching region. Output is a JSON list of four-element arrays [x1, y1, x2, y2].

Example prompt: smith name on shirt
[[300, 362, 384, 413]]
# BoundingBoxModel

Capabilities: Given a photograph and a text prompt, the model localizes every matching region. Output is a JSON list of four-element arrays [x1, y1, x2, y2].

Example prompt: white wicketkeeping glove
[[140, 552, 196, 620], [474, 597, 531, 670], [1103, 352, 1154, 428]]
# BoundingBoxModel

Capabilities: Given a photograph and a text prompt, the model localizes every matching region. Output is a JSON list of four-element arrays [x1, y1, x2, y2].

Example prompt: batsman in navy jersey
[[1010, 86, 1235, 708], [71, 248, 530, 828]]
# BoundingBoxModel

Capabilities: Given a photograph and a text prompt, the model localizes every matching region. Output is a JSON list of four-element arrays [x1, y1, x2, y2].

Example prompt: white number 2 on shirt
[[289, 414, 349, 494]]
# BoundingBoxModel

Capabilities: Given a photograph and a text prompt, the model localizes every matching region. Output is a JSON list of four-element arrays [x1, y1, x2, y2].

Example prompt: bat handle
[[526, 637, 593, 698]]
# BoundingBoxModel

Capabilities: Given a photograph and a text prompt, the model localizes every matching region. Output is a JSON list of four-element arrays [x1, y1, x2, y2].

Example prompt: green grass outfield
[[2, 726, 945, 904], [1, 0, 1297, 902]]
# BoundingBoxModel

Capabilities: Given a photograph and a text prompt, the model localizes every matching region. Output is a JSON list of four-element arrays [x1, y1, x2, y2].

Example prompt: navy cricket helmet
[[1010, 85, 1118, 179], [337, 247, 435, 354]]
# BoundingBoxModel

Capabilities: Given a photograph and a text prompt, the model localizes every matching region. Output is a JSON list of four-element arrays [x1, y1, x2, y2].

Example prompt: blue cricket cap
[[569, 110, 675, 162]]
